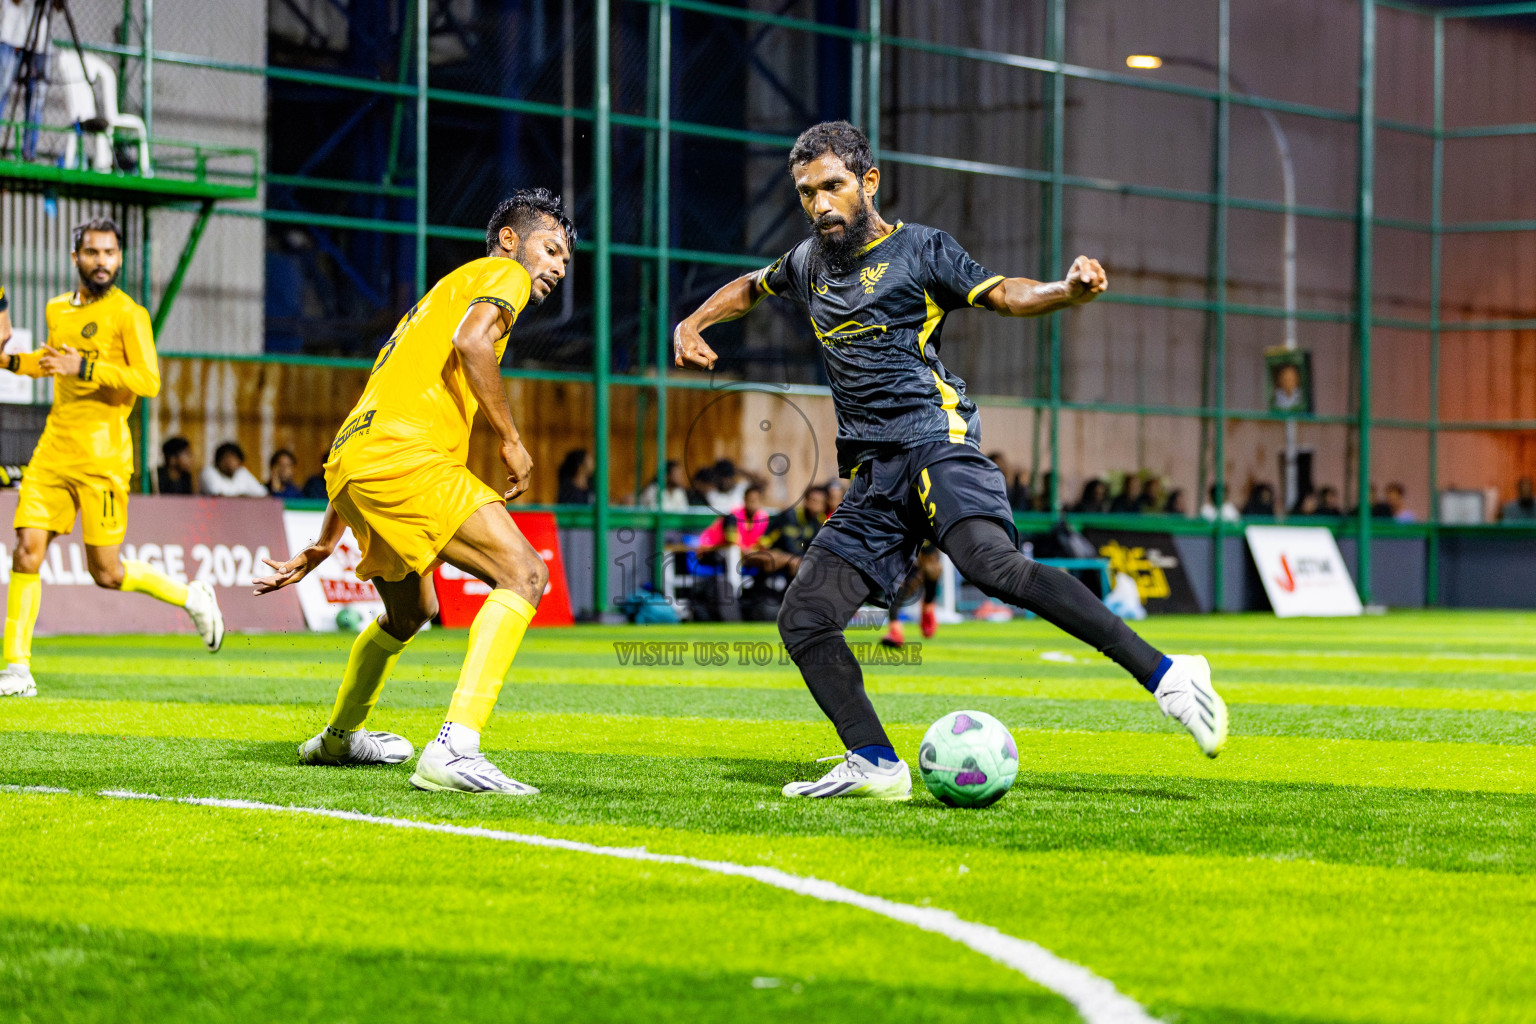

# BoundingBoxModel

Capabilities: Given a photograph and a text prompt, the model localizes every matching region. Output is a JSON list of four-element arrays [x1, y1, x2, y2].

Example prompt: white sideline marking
[[19, 786, 1159, 1024]]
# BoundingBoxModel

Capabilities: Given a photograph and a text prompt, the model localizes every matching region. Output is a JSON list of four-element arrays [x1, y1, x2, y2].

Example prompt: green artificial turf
[[2, 611, 1534, 1024]]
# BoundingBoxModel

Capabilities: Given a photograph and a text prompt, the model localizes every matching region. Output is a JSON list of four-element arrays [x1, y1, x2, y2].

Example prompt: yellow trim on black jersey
[[859, 221, 904, 254], [916, 290, 967, 443], [967, 274, 1005, 307]]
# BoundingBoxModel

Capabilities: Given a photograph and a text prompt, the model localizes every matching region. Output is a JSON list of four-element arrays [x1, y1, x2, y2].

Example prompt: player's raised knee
[[89, 561, 125, 590]]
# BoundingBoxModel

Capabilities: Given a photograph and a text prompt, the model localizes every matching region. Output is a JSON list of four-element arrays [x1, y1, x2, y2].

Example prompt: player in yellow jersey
[[253, 189, 573, 795], [0, 283, 11, 345], [0, 219, 225, 698]]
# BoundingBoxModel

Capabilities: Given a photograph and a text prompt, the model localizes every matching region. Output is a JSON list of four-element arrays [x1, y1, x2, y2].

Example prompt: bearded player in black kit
[[673, 122, 1227, 800]]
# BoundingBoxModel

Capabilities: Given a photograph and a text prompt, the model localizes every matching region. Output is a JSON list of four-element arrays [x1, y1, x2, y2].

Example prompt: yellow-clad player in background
[[253, 189, 572, 795], [0, 218, 225, 699]]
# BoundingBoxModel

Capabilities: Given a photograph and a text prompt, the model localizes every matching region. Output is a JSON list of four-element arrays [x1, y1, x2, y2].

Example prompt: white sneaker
[[298, 726, 414, 766], [409, 735, 538, 795], [0, 662, 35, 697], [1154, 654, 1228, 758], [782, 750, 913, 800], [184, 581, 225, 653]]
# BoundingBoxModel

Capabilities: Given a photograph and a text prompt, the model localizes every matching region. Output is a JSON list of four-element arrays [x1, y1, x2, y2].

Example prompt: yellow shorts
[[14, 464, 129, 546], [330, 456, 504, 583]]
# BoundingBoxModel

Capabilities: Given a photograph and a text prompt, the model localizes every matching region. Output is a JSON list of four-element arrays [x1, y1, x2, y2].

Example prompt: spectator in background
[[556, 448, 594, 504], [267, 449, 301, 498], [1032, 471, 1056, 512], [1501, 477, 1536, 521], [1314, 485, 1342, 516], [640, 459, 689, 511], [705, 458, 749, 511], [697, 483, 768, 552], [1073, 478, 1109, 513], [746, 485, 827, 579], [686, 465, 715, 506], [1163, 488, 1187, 516], [1109, 473, 1140, 513], [1135, 476, 1164, 513], [825, 478, 846, 517], [1241, 482, 1277, 517], [156, 436, 197, 495], [301, 447, 329, 500], [0, 0, 53, 160], [1384, 482, 1415, 522], [201, 441, 268, 497], [1291, 491, 1319, 517], [1201, 484, 1240, 522]]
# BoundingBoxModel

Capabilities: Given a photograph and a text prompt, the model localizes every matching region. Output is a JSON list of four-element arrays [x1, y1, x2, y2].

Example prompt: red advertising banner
[[432, 511, 574, 628], [0, 493, 306, 635]]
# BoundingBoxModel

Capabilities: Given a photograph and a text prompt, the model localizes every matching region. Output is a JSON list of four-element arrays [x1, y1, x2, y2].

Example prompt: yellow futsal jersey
[[326, 256, 531, 485], [8, 287, 159, 479]]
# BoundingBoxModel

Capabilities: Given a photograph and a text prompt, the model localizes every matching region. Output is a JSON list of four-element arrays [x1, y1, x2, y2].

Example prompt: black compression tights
[[778, 519, 1165, 752]]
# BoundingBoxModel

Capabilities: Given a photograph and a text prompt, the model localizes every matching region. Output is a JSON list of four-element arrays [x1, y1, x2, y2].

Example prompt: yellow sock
[[329, 618, 411, 732], [445, 590, 535, 733], [4, 571, 41, 666], [121, 560, 190, 607]]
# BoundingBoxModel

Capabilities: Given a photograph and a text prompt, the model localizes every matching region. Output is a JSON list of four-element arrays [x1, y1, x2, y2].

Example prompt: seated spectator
[[1314, 485, 1342, 516], [640, 459, 689, 511], [1291, 491, 1320, 516], [1163, 488, 1187, 516], [1501, 477, 1536, 521], [705, 458, 749, 511], [697, 484, 769, 552], [1109, 473, 1140, 513], [556, 448, 594, 504], [267, 449, 302, 498], [1384, 482, 1415, 523], [686, 466, 715, 506], [201, 442, 269, 497], [1073, 478, 1109, 514], [1135, 476, 1164, 513], [988, 451, 1032, 511], [156, 436, 197, 495], [301, 448, 329, 500], [1200, 485, 1240, 522], [1241, 482, 1277, 517], [826, 478, 846, 516], [745, 485, 827, 578]]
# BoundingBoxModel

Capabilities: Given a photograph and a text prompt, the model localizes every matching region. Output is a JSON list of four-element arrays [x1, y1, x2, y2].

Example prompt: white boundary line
[[8, 786, 1160, 1024]]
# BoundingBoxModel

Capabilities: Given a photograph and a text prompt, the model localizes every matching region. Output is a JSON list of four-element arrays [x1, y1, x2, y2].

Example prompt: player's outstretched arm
[[3, 350, 46, 378], [0, 305, 11, 347], [673, 273, 765, 369], [981, 255, 1107, 318], [454, 301, 533, 500], [254, 504, 346, 594]]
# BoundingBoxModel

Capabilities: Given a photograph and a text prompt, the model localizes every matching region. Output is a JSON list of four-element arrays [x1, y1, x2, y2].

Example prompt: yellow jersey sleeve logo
[[859, 262, 890, 293]]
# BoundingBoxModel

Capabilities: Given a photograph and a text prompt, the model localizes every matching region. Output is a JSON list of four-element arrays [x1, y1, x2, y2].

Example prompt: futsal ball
[[335, 606, 365, 632], [918, 710, 1019, 808]]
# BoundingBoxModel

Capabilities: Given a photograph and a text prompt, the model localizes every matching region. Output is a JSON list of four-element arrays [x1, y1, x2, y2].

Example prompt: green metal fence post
[[1355, 0, 1376, 604], [653, 0, 672, 591], [414, 0, 428, 295], [593, 0, 613, 618], [1046, 0, 1064, 513], [1426, 12, 1444, 606], [1212, 0, 1231, 611], [866, 0, 881, 164]]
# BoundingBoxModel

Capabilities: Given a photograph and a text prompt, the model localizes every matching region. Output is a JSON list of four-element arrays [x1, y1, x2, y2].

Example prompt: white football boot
[[184, 581, 225, 653], [1154, 654, 1228, 758], [298, 726, 414, 766], [0, 662, 36, 697], [782, 750, 913, 800], [409, 729, 538, 795]]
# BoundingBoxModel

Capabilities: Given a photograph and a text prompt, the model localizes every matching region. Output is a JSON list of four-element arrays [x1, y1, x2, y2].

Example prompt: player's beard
[[512, 240, 546, 307], [77, 263, 118, 299], [807, 198, 874, 277]]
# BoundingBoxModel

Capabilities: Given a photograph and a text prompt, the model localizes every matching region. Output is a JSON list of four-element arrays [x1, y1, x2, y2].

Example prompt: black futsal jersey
[[757, 221, 1004, 475]]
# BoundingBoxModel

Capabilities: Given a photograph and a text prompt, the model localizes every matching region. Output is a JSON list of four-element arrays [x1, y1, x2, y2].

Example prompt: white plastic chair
[[56, 51, 150, 175]]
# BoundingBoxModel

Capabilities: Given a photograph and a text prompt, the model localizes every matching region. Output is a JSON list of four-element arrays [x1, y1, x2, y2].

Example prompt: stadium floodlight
[[1125, 55, 1163, 69]]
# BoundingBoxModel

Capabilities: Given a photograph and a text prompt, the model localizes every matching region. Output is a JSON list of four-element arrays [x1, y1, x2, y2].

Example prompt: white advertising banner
[[282, 510, 384, 631], [1245, 525, 1364, 617]]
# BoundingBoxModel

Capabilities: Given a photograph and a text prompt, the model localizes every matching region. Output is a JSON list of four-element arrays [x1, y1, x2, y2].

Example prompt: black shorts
[[810, 441, 1018, 606]]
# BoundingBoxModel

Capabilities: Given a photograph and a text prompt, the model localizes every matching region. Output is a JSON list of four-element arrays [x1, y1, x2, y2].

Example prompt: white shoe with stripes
[[1154, 654, 1228, 758], [0, 662, 36, 697], [409, 736, 538, 796], [782, 750, 912, 800], [298, 726, 413, 766]]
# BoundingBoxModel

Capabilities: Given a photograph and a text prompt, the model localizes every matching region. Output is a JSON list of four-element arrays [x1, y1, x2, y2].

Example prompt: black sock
[[943, 517, 1165, 682], [789, 636, 894, 751], [922, 574, 938, 604]]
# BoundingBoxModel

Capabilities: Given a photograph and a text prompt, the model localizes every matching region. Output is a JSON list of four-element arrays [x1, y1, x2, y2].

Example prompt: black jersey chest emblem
[[859, 262, 890, 293]]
